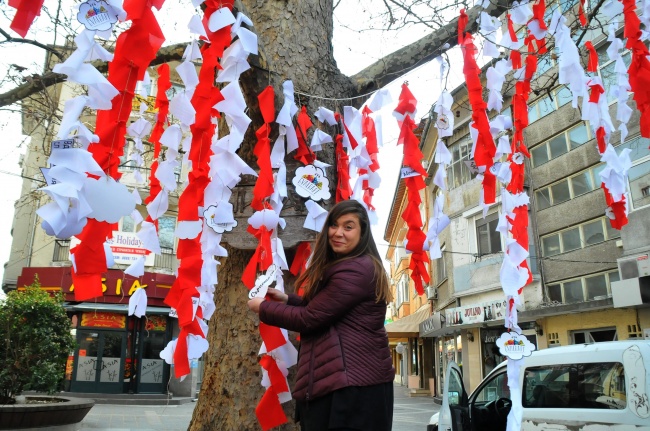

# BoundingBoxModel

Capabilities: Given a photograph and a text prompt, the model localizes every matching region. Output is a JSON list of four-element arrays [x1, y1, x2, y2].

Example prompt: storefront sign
[[17, 267, 175, 307], [445, 299, 520, 327], [70, 231, 155, 266], [419, 312, 443, 337], [81, 311, 126, 328]]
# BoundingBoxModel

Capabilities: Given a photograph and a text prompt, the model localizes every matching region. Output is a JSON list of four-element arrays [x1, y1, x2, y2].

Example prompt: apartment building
[[1, 48, 198, 397], [385, 1, 650, 398]]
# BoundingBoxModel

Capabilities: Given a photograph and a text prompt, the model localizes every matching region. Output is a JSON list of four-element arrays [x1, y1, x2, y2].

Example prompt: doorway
[[73, 330, 126, 393]]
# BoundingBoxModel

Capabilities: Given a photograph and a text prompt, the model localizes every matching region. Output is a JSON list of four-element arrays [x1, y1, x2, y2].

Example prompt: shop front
[[423, 299, 535, 393], [384, 306, 433, 393], [17, 267, 176, 395]]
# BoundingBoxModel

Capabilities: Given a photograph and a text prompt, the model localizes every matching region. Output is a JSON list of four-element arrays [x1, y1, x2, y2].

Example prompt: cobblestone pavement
[[77, 383, 440, 431]]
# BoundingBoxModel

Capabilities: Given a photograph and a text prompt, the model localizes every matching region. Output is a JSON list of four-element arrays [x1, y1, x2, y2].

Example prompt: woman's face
[[328, 213, 362, 256]]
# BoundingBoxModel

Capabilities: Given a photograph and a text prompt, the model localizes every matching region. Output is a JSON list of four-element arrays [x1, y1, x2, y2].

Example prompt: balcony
[[154, 247, 176, 271], [53, 239, 71, 262]]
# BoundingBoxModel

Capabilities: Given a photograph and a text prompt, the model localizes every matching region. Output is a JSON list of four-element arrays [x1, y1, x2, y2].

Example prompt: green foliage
[[0, 275, 75, 403]]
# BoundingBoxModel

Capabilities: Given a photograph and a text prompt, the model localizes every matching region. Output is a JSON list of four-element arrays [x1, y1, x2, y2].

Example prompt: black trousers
[[296, 382, 394, 431]]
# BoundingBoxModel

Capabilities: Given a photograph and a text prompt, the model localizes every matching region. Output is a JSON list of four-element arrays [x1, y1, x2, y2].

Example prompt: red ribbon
[[290, 242, 312, 276], [259, 322, 287, 352], [458, 9, 468, 44], [165, 2, 234, 382], [622, 0, 650, 140], [294, 106, 315, 164], [260, 355, 290, 393], [252, 87, 276, 211], [531, 0, 548, 31], [70, 1, 167, 300], [578, 0, 587, 26], [242, 225, 274, 288], [335, 131, 352, 202], [144, 64, 171, 222], [584, 41, 599, 72], [602, 184, 629, 229], [394, 83, 418, 116], [255, 386, 288, 431], [8, 0, 44, 37], [395, 84, 430, 295]]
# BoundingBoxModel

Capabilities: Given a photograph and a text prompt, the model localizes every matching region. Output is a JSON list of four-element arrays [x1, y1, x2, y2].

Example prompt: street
[[77, 383, 440, 431]]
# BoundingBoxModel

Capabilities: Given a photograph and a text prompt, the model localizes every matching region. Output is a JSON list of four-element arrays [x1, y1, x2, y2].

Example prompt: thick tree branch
[[0, 42, 187, 108], [350, 0, 510, 94], [1, 0, 510, 107]]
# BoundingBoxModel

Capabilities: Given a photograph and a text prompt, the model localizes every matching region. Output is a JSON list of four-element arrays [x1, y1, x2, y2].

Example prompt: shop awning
[[385, 306, 431, 337], [64, 302, 171, 315]]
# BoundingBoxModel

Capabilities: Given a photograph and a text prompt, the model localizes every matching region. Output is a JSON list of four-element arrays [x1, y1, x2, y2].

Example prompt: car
[[428, 340, 650, 431]]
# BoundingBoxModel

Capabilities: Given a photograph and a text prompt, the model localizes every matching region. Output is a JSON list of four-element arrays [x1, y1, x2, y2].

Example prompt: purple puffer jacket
[[259, 254, 395, 401]]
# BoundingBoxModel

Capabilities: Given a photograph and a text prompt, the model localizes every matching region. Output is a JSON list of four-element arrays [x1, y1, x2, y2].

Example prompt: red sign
[[16, 267, 175, 307], [81, 311, 126, 328]]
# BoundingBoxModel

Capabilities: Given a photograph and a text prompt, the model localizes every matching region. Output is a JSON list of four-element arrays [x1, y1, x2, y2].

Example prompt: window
[[628, 160, 650, 209], [616, 134, 650, 162], [585, 274, 608, 300], [523, 362, 626, 409], [121, 215, 135, 233], [542, 235, 561, 257], [396, 274, 409, 307], [561, 228, 581, 253], [582, 220, 604, 245], [158, 216, 176, 251], [573, 328, 618, 343], [166, 83, 185, 100], [118, 139, 138, 173], [477, 213, 502, 255], [598, 47, 632, 104], [540, 217, 619, 256], [528, 86, 572, 125], [550, 181, 571, 205], [448, 136, 474, 189], [436, 245, 447, 285], [546, 270, 619, 304], [531, 123, 591, 167], [476, 371, 510, 402], [534, 164, 601, 210]]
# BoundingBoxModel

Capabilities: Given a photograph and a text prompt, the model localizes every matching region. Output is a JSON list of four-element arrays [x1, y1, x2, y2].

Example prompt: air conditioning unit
[[426, 286, 438, 300], [617, 254, 650, 280]]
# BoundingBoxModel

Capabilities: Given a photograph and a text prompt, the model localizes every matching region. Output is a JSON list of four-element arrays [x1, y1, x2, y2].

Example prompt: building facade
[[385, 4, 650, 397], [1, 48, 199, 397]]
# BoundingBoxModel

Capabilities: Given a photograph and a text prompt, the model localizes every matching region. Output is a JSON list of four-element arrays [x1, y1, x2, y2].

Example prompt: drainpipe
[[26, 192, 41, 268]]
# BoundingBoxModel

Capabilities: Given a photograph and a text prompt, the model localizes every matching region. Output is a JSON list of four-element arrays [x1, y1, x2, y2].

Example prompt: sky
[[0, 1, 463, 292]]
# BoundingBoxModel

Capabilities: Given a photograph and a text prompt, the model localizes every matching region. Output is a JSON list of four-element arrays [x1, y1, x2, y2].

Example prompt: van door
[[438, 361, 470, 431]]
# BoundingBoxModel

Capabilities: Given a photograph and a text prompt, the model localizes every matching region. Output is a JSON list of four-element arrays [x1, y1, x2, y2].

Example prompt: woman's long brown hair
[[296, 200, 392, 303]]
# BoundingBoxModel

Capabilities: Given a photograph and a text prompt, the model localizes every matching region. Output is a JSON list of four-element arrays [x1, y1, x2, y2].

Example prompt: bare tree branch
[[0, 28, 65, 60], [0, 42, 187, 108], [350, 0, 510, 93]]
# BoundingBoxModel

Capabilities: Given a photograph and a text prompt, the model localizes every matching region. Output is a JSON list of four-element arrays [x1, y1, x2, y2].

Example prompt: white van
[[429, 340, 650, 431]]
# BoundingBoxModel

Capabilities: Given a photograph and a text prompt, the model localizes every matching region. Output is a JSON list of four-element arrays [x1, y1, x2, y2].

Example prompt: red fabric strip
[[255, 387, 288, 431]]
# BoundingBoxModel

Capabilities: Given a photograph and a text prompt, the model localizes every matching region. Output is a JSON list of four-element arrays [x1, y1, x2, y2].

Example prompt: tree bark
[[189, 1, 348, 430], [0, 1, 514, 430]]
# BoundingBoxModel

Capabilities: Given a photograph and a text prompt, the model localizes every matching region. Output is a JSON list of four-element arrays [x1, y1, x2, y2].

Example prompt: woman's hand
[[247, 297, 264, 313], [265, 287, 288, 304]]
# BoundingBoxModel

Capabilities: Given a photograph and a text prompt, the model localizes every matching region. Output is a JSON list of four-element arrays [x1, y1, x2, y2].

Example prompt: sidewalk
[[75, 383, 439, 431]]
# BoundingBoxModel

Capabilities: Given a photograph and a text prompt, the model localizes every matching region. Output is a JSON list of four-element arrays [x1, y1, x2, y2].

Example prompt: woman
[[248, 200, 395, 431]]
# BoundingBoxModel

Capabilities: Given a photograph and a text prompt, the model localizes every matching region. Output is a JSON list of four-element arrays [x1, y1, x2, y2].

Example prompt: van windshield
[[523, 362, 626, 409]]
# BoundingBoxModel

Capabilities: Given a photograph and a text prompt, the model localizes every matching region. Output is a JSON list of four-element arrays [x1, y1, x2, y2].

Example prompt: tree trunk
[[189, 2, 351, 430]]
